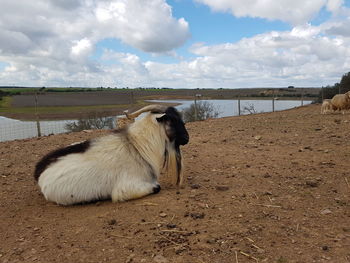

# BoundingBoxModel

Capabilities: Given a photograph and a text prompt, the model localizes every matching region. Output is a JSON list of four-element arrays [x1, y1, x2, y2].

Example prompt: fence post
[[272, 95, 275, 112], [194, 97, 197, 121], [130, 91, 134, 104], [238, 97, 241, 116], [194, 94, 202, 121], [301, 91, 304, 106], [35, 92, 41, 137]]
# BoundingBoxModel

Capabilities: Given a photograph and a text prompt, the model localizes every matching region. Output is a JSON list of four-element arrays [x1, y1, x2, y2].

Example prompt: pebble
[[153, 255, 168, 263], [190, 212, 205, 219], [206, 239, 216, 244], [321, 209, 332, 215], [159, 213, 167, 218], [126, 253, 135, 263], [107, 219, 117, 225], [215, 185, 229, 191], [306, 180, 319, 188], [197, 202, 209, 209], [190, 184, 200, 189], [322, 245, 329, 251]]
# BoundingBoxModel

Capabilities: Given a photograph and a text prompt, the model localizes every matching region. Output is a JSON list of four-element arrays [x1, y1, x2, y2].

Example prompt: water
[[148, 99, 312, 118], [0, 99, 311, 142]]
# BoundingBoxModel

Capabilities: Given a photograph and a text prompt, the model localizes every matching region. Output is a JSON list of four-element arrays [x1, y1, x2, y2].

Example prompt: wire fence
[[0, 116, 119, 142]]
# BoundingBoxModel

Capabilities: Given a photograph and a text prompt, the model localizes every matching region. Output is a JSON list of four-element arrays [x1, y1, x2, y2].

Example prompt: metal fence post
[[194, 94, 202, 121], [35, 92, 41, 137], [238, 98, 241, 116], [130, 91, 134, 104], [194, 97, 197, 121], [301, 91, 304, 106]]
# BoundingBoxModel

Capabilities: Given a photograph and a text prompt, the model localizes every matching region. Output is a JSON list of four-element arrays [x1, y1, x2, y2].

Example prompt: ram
[[34, 105, 189, 205]]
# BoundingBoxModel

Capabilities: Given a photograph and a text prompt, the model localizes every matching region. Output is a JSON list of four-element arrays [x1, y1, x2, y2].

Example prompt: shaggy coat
[[34, 107, 188, 205], [330, 91, 350, 112]]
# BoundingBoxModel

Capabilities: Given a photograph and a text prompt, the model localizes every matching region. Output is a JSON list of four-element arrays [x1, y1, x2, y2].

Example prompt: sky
[[0, 0, 350, 89]]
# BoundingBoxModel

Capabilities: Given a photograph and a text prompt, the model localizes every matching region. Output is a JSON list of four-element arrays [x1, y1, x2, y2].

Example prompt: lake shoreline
[[0, 98, 312, 121], [0, 101, 180, 121]]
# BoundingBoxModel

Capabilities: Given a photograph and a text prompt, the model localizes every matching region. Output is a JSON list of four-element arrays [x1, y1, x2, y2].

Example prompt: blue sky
[[1, 0, 350, 88], [169, 0, 291, 43], [95, 0, 292, 64]]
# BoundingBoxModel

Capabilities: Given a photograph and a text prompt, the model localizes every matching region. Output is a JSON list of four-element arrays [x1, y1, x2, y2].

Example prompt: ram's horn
[[125, 105, 167, 119]]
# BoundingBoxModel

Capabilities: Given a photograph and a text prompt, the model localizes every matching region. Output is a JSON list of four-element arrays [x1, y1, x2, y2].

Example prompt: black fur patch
[[162, 148, 168, 169], [156, 107, 189, 146], [152, 184, 161, 194], [34, 140, 91, 181], [175, 145, 182, 185], [151, 110, 164, 114]]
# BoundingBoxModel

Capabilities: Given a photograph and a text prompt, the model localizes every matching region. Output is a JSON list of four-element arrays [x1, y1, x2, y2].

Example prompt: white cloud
[[0, 0, 350, 89], [94, 0, 190, 52], [0, 0, 190, 55], [195, 0, 345, 25], [322, 17, 350, 36], [143, 23, 350, 88], [0, 0, 190, 82], [101, 49, 149, 76], [326, 0, 343, 12], [2, 20, 350, 88], [71, 38, 93, 57]]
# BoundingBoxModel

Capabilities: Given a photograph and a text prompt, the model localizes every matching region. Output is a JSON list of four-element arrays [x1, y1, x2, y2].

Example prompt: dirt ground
[[0, 104, 349, 263]]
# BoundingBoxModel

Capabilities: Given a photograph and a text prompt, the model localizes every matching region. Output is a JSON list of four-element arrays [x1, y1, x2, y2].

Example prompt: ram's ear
[[155, 113, 167, 122]]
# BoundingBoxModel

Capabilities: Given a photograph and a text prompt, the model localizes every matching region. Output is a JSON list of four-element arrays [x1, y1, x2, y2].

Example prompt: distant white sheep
[[34, 105, 189, 205], [320, 99, 334, 114]]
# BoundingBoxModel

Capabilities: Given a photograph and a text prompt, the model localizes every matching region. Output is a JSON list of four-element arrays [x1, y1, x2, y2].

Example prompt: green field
[[0, 87, 117, 94]]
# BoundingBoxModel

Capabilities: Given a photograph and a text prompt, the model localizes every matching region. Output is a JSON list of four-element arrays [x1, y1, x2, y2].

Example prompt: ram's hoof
[[152, 184, 161, 194]]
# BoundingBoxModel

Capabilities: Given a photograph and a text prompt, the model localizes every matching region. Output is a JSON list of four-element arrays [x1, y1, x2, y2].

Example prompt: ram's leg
[[111, 178, 161, 202]]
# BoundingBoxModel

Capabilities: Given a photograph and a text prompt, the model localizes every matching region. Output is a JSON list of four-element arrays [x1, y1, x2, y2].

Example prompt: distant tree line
[[317, 72, 350, 103], [250, 92, 316, 98]]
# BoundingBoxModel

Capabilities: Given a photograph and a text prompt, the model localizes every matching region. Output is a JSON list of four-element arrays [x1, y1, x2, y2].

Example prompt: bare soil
[[0, 104, 349, 263]]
